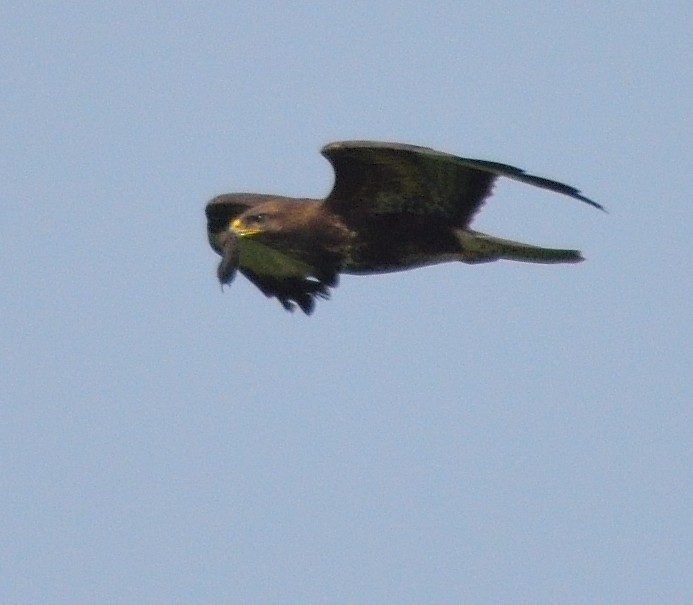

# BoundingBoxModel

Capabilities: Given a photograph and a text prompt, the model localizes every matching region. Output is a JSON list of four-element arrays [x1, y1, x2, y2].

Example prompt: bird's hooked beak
[[229, 217, 262, 237], [216, 229, 240, 287]]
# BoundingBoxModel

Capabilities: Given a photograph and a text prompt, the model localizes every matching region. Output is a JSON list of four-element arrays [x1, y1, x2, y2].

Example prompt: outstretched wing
[[320, 141, 602, 228]]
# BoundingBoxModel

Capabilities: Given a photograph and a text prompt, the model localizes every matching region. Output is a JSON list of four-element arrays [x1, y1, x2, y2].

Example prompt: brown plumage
[[206, 141, 602, 314]]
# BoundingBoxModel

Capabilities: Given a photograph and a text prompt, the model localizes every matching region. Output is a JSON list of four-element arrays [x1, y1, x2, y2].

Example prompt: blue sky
[[2, 2, 691, 603]]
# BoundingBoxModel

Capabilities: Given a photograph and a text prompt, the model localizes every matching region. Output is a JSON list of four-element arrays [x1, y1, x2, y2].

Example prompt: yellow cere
[[230, 217, 259, 236]]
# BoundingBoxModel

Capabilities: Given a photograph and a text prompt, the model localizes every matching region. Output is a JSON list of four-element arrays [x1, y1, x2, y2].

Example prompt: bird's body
[[206, 141, 601, 313]]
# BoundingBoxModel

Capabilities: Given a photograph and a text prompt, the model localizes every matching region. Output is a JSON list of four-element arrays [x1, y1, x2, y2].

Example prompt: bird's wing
[[320, 141, 602, 228], [240, 268, 332, 315]]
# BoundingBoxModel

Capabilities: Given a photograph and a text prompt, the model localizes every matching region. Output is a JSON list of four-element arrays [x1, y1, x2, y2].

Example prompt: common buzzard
[[206, 141, 601, 314]]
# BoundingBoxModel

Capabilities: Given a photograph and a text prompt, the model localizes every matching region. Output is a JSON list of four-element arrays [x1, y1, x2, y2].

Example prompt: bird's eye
[[247, 213, 266, 225]]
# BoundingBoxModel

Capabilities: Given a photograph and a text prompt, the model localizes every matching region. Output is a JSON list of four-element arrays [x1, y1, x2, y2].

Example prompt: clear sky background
[[2, 3, 691, 604]]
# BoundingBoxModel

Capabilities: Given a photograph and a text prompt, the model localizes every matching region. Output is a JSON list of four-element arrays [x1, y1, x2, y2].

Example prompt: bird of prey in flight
[[206, 140, 601, 314]]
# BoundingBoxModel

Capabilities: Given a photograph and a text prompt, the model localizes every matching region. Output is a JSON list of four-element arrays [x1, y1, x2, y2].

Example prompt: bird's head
[[229, 200, 300, 239], [207, 196, 322, 287]]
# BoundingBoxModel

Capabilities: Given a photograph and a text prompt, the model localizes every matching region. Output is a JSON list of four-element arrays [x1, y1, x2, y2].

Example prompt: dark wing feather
[[239, 269, 332, 315], [320, 141, 602, 228]]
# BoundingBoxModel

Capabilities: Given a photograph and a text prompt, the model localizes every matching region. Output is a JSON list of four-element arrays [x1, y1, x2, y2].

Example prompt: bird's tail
[[456, 230, 584, 264]]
